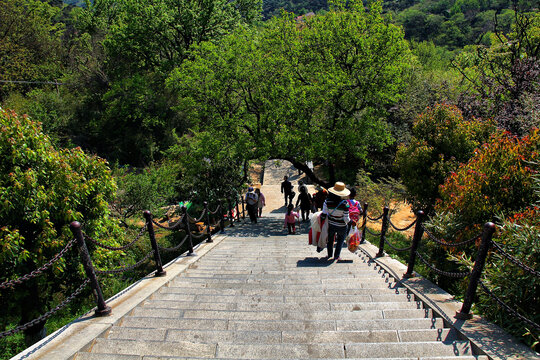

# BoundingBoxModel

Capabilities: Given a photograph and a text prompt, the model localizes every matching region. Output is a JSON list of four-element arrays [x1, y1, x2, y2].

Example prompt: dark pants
[[284, 192, 292, 205], [247, 204, 257, 223], [327, 224, 347, 259], [287, 222, 296, 234], [300, 209, 310, 221]]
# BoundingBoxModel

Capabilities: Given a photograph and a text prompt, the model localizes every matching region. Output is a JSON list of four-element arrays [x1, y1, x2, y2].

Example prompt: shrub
[[0, 108, 122, 345], [437, 129, 540, 226], [395, 103, 495, 212]]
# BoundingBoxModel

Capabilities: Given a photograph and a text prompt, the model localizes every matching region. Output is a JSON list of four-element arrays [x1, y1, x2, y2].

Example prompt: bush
[[395, 103, 494, 212], [0, 108, 122, 346], [437, 129, 540, 226]]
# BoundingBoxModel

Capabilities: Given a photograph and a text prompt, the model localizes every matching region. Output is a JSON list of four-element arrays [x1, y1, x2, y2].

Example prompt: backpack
[[348, 199, 361, 222]]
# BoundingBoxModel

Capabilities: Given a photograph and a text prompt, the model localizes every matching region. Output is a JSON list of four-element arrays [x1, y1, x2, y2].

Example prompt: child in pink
[[284, 204, 299, 234]]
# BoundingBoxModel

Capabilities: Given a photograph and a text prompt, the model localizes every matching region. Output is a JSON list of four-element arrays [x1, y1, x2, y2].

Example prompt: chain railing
[[491, 240, 540, 278], [0, 237, 76, 289], [0, 195, 238, 341]]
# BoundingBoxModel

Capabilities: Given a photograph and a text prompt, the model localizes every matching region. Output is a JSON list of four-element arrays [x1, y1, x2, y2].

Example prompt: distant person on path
[[281, 176, 293, 206], [284, 204, 299, 234], [322, 182, 350, 261], [313, 186, 328, 211], [255, 188, 265, 218], [245, 186, 259, 224], [295, 185, 312, 222]]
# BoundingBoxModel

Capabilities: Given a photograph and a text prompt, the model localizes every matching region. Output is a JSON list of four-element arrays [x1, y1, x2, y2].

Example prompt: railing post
[[219, 199, 225, 233], [70, 222, 111, 316], [360, 203, 368, 244], [228, 198, 234, 227], [241, 195, 246, 220], [376, 207, 390, 257], [456, 222, 496, 320], [403, 210, 425, 279], [182, 206, 196, 256], [143, 211, 166, 277], [235, 196, 241, 222], [204, 201, 213, 243]]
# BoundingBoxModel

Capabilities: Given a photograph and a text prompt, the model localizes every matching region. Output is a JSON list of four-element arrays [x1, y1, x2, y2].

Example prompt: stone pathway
[[72, 160, 488, 359]]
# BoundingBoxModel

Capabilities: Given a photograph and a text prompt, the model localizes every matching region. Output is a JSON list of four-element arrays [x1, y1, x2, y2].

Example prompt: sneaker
[[334, 257, 342, 261]]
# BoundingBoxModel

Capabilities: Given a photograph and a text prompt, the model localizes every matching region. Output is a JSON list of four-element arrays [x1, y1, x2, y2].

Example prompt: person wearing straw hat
[[322, 182, 350, 261]]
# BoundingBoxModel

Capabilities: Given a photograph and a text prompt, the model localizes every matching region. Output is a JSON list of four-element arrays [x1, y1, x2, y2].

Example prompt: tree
[[453, 10, 540, 135], [168, 0, 412, 187], [395, 104, 495, 211], [0, 0, 64, 101], [0, 108, 122, 345]]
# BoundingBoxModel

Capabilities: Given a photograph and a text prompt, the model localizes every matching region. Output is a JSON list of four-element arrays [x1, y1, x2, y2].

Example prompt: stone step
[[177, 272, 393, 280], [159, 286, 407, 297], [152, 292, 415, 303], [142, 299, 423, 311], [106, 327, 459, 344], [130, 307, 432, 321], [171, 277, 398, 286], [120, 316, 446, 331], [86, 338, 473, 358]]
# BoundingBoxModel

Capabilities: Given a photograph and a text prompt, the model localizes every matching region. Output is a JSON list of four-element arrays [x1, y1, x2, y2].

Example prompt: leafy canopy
[[168, 0, 412, 186]]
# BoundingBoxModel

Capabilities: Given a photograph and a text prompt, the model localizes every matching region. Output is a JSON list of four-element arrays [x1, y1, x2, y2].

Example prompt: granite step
[[84, 338, 473, 358], [142, 299, 424, 311], [105, 327, 460, 344], [119, 316, 446, 331]]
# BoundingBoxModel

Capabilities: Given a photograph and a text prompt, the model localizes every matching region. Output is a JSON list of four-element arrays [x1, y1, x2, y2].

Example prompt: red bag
[[347, 226, 360, 252]]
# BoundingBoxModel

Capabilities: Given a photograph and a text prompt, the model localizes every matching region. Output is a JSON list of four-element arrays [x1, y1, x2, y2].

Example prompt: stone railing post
[[219, 200, 225, 233], [456, 222, 496, 319], [143, 211, 166, 277], [376, 207, 390, 257], [182, 206, 195, 255], [228, 198, 234, 227], [70, 222, 111, 316], [204, 201, 213, 243], [403, 210, 425, 279]]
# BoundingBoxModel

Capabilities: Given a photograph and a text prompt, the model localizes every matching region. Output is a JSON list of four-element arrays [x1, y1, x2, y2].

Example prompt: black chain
[[479, 280, 540, 332], [152, 215, 185, 231], [95, 250, 154, 275], [209, 205, 221, 215], [415, 251, 471, 278], [383, 237, 413, 252], [492, 241, 540, 278], [367, 213, 384, 221], [187, 209, 207, 224], [190, 232, 207, 240], [388, 218, 417, 232], [158, 234, 190, 253], [84, 224, 147, 251], [423, 227, 481, 248], [0, 279, 90, 339], [0, 238, 76, 289], [365, 228, 381, 237]]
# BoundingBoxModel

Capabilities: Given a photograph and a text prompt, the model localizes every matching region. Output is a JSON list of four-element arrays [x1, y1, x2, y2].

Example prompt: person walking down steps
[[284, 204, 299, 234], [255, 188, 265, 218], [296, 184, 312, 222], [322, 182, 350, 261], [245, 186, 259, 224], [281, 176, 293, 206]]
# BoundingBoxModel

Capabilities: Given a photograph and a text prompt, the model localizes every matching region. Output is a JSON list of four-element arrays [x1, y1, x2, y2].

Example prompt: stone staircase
[[73, 216, 488, 360]]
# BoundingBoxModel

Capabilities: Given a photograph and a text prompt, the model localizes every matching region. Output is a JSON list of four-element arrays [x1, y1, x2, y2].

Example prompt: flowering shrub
[[395, 103, 495, 211], [0, 108, 122, 343], [437, 128, 540, 226]]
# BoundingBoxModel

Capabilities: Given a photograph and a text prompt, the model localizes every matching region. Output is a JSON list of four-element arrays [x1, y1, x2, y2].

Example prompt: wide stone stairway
[[71, 160, 489, 360]]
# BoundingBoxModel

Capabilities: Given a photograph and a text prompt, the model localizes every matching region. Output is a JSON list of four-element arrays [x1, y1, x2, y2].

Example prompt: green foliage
[[355, 169, 406, 214], [168, 0, 412, 186], [0, 108, 122, 343], [437, 129, 540, 226], [112, 161, 179, 222], [0, 0, 65, 101], [395, 103, 495, 212]]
